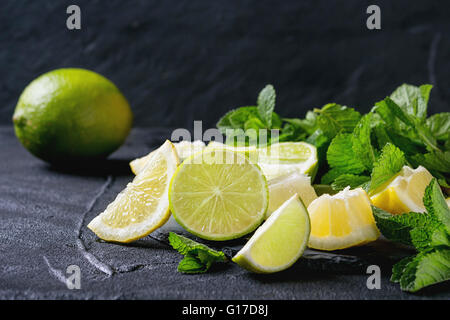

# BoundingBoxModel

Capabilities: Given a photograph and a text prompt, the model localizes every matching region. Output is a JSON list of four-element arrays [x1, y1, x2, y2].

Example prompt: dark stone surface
[[1, 0, 449, 129], [1, 126, 450, 300]]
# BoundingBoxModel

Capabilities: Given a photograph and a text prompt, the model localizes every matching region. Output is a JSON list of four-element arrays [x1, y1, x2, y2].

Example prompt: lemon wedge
[[370, 165, 433, 214], [88, 140, 179, 242], [307, 187, 380, 251], [232, 194, 310, 273], [267, 172, 317, 219], [130, 140, 204, 175]]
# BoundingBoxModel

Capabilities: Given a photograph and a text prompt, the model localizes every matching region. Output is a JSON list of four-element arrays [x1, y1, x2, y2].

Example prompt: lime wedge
[[169, 149, 268, 241], [232, 194, 310, 273]]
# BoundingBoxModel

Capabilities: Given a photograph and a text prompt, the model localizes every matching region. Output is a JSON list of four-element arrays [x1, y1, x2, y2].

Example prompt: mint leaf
[[426, 112, 450, 141], [390, 84, 432, 120], [168, 232, 227, 274], [368, 143, 405, 194], [315, 103, 361, 139], [178, 256, 208, 274], [326, 133, 366, 175], [412, 151, 450, 173], [399, 248, 450, 292], [331, 174, 370, 191], [228, 106, 259, 129], [216, 106, 258, 133], [284, 111, 319, 136], [374, 178, 450, 292], [391, 256, 415, 283], [423, 179, 450, 234], [372, 206, 427, 246], [257, 84, 276, 128], [352, 113, 377, 171], [374, 97, 440, 154]]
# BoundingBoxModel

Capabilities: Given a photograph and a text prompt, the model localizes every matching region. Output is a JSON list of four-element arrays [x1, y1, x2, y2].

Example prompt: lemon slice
[[169, 149, 268, 241], [267, 172, 317, 219], [257, 142, 318, 181], [130, 140, 205, 175], [307, 187, 380, 251], [232, 194, 310, 273], [88, 140, 180, 242], [370, 166, 433, 214]]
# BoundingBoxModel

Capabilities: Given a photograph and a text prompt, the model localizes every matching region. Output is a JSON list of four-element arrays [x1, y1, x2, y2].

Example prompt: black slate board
[[1, 126, 449, 300]]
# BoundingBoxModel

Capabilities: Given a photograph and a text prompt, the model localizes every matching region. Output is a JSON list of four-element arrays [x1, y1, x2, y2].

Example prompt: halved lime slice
[[257, 142, 318, 181], [232, 194, 310, 273], [169, 149, 268, 241]]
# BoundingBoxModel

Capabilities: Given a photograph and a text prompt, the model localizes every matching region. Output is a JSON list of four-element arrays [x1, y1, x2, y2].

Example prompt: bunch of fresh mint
[[216, 84, 450, 191], [373, 179, 450, 292]]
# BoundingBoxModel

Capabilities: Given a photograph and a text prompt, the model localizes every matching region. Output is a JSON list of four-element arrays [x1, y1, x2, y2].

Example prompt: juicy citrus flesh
[[307, 187, 380, 251], [169, 150, 268, 241], [232, 194, 310, 273], [88, 141, 179, 243], [370, 166, 433, 214], [13, 68, 133, 163], [204, 141, 318, 181], [257, 142, 318, 181], [267, 172, 318, 219], [130, 140, 205, 175]]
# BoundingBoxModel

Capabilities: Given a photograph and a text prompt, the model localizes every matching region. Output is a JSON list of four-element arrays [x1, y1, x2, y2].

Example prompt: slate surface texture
[[1, 0, 450, 300], [1, 126, 450, 300]]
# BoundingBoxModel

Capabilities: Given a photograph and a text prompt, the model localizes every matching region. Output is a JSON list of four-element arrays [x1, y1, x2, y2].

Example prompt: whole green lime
[[12, 68, 133, 164]]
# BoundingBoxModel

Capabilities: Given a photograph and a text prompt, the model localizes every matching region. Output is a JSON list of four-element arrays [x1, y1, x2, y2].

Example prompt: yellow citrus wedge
[[88, 140, 179, 242], [169, 149, 268, 241], [267, 172, 317, 219], [232, 194, 310, 273], [370, 165, 433, 214], [130, 140, 205, 175], [307, 187, 380, 251]]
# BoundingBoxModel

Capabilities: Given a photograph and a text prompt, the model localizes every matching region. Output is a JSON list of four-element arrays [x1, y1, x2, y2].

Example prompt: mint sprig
[[373, 179, 450, 292], [215, 83, 450, 189], [168, 232, 227, 274]]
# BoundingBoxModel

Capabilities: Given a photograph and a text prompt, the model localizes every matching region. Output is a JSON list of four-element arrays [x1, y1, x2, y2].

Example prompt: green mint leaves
[[168, 232, 227, 274], [215, 82, 449, 192], [216, 85, 283, 146], [373, 179, 450, 292], [368, 143, 406, 194], [257, 84, 276, 128]]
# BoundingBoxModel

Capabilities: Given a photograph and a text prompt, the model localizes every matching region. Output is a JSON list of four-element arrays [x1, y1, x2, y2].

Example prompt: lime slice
[[232, 194, 310, 273], [257, 142, 318, 181], [169, 149, 268, 241], [267, 172, 317, 219], [88, 140, 179, 243]]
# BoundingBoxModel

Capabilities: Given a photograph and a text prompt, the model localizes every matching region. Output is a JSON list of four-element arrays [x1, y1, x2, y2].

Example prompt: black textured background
[[1, 0, 450, 300], [1, 0, 449, 129]]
